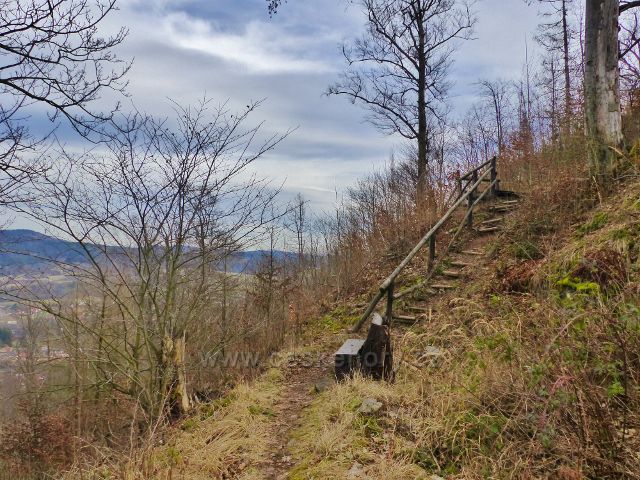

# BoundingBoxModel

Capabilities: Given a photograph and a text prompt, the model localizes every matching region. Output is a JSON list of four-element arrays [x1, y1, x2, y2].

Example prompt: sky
[[104, 0, 541, 208], [9, 0, 544, 230]]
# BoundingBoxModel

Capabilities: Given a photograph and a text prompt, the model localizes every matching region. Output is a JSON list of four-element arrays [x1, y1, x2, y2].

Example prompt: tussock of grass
[[288, 375, 427, 479], [163, 375, 282, 479]]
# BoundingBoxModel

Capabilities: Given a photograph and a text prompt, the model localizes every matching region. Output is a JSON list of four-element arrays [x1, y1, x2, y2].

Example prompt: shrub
[[0, 401, 74, 476]]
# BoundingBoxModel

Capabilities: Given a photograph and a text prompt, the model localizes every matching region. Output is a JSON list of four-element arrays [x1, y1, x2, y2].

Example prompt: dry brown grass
[[281, 176, 640, 479], [62, 139, 640, 480], [63, 368, 285, 480]]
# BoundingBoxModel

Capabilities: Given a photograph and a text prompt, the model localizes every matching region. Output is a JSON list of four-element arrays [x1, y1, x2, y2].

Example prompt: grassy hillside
[[68, 176, 640, 479], [279, 179, 640, 479], [285, 179, 640, 479]]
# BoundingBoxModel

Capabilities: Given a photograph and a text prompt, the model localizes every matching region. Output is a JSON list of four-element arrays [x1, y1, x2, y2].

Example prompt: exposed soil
[[255, 351, 333, 479]]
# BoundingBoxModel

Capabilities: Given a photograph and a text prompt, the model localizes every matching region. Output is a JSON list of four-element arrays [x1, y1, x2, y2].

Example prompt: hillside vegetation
[[66, 156, 640, 479], [3, 0, 640, 478]]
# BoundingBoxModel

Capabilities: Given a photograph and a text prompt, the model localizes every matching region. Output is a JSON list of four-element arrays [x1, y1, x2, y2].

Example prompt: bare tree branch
[[621, 1, 640, 14], [327, 0, 475, 204], [0, 0, 129, 204]]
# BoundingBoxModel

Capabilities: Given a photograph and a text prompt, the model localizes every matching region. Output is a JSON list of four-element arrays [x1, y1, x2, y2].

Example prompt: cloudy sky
[[88, 0, 543, 210], [9, 0, 546, 233]]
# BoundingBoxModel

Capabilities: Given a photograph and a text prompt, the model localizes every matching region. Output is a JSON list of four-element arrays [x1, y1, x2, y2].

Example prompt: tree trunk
[[162, 333, 190, 418], [585, 0, 623, 183], [562, 0, 572, 118], [172, 332, 190, 415], [494, 96, 504, 154], [416, 10, 428, 206]]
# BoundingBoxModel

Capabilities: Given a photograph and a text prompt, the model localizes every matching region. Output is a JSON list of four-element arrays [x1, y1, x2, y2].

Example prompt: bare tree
[[0, 0, 128, 204], [528, 0, 575, 118], [584, 0, 624, 182], [287, 194, 307, 269], [7, 100, 288, 422], [327, 0, 475, 205], [477, 79, 511, 154], [455, 103, 496, 166], [540, 52, 563, 141]]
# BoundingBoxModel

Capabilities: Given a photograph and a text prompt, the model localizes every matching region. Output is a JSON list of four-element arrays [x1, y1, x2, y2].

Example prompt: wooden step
[[441, 269, 462, 278], [393, 315, 417, 324], [498, 200, 520, 205], [430, 283, 456, 290], [480, 217, 504, 226], [462, 249, 484, 256], [450, 260, 472, 268], [406, 306, 429, 313], [476, 226, 500, 234], [490, 204, 516, 210], [489, 207, 514, 213]]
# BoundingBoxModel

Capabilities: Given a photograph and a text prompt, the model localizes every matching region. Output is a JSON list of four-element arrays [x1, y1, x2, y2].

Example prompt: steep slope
[[67, 179, 640, 479], [278, 179, 640, 479]]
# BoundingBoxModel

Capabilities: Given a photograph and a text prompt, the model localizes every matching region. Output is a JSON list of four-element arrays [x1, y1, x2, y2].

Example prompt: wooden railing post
[[428, 235, 436, 271], [490, 156, 498, 196], [385, 282, 394, 326], [467, 169, 478, 228]]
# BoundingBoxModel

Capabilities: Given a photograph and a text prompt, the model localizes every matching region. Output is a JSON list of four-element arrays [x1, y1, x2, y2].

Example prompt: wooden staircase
[[390, 201, 518, 326], [334, 157, 520, 380]]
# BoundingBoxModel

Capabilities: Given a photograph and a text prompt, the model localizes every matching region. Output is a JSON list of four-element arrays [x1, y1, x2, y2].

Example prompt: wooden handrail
[[460, 157, 495, 180], [380, 167, 490, 291], [391, 177, 499, 304], [445, 157, 496, 206], [351, 163, 495, 332]]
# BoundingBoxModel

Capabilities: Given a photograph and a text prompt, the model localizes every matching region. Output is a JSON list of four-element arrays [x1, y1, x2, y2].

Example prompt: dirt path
[[255, 350, 334, 479], [252, 202, 518, 479]]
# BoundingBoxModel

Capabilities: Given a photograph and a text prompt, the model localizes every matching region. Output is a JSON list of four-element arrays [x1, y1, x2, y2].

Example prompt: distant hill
[[219, 250, 298, 274], [0, 229, 295, 276], [0, 230, 93, 274]]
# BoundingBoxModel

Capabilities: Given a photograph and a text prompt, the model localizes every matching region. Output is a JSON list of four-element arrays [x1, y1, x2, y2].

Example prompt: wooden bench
[[334, 313, 393, 381], [334, 339, 365, 380]]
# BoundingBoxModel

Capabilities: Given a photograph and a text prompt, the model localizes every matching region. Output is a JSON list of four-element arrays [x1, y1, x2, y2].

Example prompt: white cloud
[[150, 12, 335, 74]]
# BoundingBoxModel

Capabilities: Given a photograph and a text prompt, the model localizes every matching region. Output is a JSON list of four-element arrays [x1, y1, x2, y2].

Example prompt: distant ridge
[[0, 229, 295, 275], [0, 229, 91, 273]]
